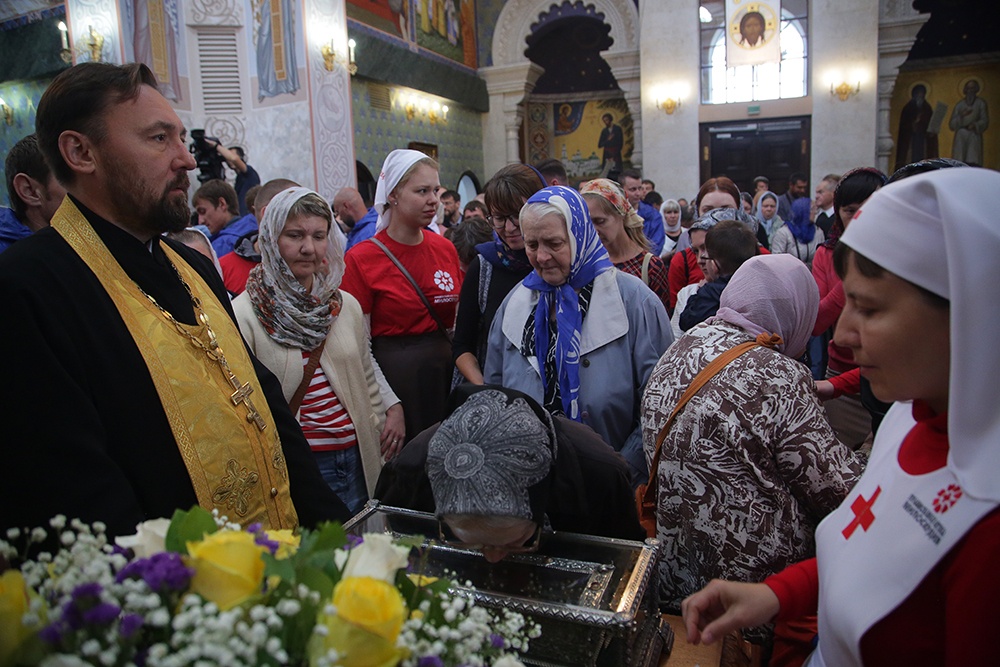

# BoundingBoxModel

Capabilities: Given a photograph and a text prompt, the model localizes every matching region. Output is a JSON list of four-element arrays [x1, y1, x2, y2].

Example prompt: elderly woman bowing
[[234, 187, 388, 515], [485, 186, 672, 485]]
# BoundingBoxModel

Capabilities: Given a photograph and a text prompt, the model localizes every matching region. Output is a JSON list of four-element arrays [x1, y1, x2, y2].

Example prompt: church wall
[[0, 77, 56, 202]]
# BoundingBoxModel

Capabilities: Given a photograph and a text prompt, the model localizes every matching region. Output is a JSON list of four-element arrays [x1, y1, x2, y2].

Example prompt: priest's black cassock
[[0, 196, 350, 537]]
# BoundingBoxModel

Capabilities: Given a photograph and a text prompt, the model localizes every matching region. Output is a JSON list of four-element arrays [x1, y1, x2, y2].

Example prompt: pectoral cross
[[842, 486, 881, 539], [225, 370, 267, 432]]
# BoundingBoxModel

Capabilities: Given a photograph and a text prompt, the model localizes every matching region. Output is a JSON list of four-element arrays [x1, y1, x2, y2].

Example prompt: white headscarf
[[247, 187, 345, 349], [374, 149, 433, 234], [709, 254, 819, 359], [661, 198, 683, 235], [840, 167, 1000, 502]]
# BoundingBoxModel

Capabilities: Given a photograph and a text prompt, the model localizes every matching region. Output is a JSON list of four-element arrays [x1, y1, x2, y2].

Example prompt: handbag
[[371, 238, 453, 342], [636, 332, 783, 538]]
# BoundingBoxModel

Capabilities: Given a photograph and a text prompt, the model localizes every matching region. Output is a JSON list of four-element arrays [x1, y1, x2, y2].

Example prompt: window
[[699, 0, 808, 104]]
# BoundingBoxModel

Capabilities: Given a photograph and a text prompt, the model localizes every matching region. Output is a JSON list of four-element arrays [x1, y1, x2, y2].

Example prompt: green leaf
[[164, 506, 218, 554], [298, 565, 335, 601], [311, 522, 347, 552], [263, 552, 296, 582]]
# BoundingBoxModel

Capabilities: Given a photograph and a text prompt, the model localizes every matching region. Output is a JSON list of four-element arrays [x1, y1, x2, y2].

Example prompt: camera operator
[[205, 139, 261, 217]]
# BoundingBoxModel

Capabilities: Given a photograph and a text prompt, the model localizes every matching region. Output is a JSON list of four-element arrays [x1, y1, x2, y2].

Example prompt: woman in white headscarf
[[753, 190, 783, 250], [660, 198, 690, 259], [341, 149, 464, 442], [682, 168, 1000, 666], [641, 254, 863, 640], [234, 188, 387, 514]]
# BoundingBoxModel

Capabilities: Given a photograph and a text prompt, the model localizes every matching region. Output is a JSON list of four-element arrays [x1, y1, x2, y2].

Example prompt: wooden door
[[699, 116, 810, 195]]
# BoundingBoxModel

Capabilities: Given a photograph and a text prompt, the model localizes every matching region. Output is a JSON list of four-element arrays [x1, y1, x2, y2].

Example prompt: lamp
[[321, 38, 357, 75], [403, 93, 448, 125], [654, 84, 687, 115], [86, 25, 104, 62], [0, 97, 12, 126], [830, 80, 860, 101], [58, 21, 72, 63], [659, 97, 680, 114]]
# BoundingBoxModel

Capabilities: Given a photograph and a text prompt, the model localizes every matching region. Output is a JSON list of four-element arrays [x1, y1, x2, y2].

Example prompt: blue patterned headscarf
[[521, 186, 614, 421]]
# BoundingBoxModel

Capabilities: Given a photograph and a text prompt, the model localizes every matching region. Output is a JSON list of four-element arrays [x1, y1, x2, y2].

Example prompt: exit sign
[[748, 105, 761, 116]]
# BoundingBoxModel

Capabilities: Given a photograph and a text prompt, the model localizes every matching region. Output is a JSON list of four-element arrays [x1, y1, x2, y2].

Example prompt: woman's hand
[[815, 379, 836, 400], [681, 580, 780, 645], [380, 403, 405, 460]]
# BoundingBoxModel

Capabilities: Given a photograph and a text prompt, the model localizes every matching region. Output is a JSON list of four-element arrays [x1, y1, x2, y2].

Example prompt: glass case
[[345, 502, 673, 667]]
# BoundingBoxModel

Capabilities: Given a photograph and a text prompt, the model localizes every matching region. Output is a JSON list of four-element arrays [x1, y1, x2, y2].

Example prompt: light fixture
[[86, 25, 104, 62], [320, 37, 357, 75], [654, 84, 688, 115], [58, 21, 72, 63], [403, 93, 448, 125], [830, 80, 860, 101], [0, 97, 12, 126]]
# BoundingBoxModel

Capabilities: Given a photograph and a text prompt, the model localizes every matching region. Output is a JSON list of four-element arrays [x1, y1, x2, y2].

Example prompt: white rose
[[114, 518, 171, 558], [492, 657, 525, 667], [341, 533, 409, 583]]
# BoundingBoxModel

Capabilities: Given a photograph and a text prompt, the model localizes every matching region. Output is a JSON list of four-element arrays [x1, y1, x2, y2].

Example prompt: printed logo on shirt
[[434, 269, 454, 292], [932, 484, 962, 514], [903, 493, 947, 545]]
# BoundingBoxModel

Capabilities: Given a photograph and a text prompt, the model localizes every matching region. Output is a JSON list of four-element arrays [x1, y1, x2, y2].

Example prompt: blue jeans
[[313, 447, 368, 517]]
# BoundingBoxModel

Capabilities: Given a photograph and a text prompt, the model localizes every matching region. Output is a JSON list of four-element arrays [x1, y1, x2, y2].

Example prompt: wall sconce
[[0, 97, 12, 126], [58, 21, 72, 63], [321, 38, 357, 75], [403, 93, 448, 125], [85, 25, 104, 62], [830, 80, 860, 101], [654, 84, 688, 115]]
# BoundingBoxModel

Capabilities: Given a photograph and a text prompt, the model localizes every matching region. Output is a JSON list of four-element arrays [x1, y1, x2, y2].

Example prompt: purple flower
[[39, 623, 63, 645], [490, 634, 505, 649], [120, 613, 144, 639], [71, 582, 103, 600], [418, 657, 444, 667], [117, 552, 194, 592], [246, 523, 280, 555], [83, 601, 121, 626], [346, 534, 364, 549]]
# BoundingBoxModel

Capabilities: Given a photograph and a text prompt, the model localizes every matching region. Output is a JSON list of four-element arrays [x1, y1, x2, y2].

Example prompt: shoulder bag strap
[[288, 338, 327, 416], [640, 333, 783, 507], [371, 238, 453, 341], [641, 252, 654, 286]]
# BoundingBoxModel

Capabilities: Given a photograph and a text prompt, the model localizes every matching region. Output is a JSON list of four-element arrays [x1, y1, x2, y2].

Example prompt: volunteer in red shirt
[[342, 149, 463, 442]]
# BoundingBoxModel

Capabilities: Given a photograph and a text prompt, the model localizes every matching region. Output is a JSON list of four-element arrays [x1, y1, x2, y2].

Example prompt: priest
[[0, 62, 350, 538]]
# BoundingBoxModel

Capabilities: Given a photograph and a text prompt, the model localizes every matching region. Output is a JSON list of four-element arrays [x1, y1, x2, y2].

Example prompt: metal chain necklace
[[137, 260, 268, 432]]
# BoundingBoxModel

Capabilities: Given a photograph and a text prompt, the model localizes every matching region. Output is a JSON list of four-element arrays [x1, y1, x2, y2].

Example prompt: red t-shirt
[[667, 247, 704, 309], [219, 252, 258, 296], [341, 230, 463, 338]]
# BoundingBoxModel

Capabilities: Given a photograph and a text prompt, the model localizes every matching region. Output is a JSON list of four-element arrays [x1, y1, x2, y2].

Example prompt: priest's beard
[[103, 161, 192, 237]]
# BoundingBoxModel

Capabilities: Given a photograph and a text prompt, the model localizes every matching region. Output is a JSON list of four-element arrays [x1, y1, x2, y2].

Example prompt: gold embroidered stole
[[51, 200, 298, 529]]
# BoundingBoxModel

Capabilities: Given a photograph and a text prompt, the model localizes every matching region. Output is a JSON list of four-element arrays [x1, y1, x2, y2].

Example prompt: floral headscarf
[[521, 186, 614, 421], [579, 178, 646, 233], [246, 187, 344, 350]]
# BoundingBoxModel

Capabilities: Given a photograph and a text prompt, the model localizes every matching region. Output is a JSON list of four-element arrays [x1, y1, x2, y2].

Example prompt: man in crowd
[[641, 179, 655, 197], [752, 175, 769, 195], [194, 178, 256, 257], [620, 168, 665, 255], [535, 158, 568, 186], [207, 139, 260, 217], [812, 173, 840, 236], [0, 62, 349, 538], [1, 134, 66, 253], [333, 186, 378, 251], [440, 189, 462, 228], [777, 171, 808, 221]]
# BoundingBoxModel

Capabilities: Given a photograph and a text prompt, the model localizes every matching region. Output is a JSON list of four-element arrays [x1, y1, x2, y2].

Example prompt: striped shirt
[[298, 351, 358, 451]]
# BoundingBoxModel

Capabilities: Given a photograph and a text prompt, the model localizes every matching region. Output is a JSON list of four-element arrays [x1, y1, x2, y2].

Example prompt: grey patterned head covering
[[428, 386, 556, 523], [689, 206, 760, 235]]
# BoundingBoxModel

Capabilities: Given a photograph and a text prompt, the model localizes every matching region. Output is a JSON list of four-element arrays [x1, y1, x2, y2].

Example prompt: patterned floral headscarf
[[579, 178, 646, 234], [521, 186, 614, 421], [246, 187, 344, 350]]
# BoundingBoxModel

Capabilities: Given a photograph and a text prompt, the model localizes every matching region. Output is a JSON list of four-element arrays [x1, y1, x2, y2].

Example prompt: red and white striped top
[[297, 351, 358, 451]]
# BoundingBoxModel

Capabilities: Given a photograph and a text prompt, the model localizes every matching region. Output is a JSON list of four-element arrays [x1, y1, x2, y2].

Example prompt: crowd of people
[[2, 61, 997, 665]]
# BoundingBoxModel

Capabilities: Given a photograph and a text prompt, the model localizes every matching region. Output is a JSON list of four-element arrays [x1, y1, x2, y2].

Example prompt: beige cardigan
[[233, 291, 386, 494]]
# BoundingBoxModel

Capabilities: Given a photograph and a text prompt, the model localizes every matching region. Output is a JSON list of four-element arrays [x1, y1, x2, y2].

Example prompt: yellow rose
[[310, 577, 407, 667], [0, 571, 35, 667], [264, 529, 300, 559], [405, 573, 438, 588], [186, 531, 267, 610]]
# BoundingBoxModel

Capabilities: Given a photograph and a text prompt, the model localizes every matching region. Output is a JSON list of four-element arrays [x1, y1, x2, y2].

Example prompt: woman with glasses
[[374, 384, 644, 562], [341, 149, 464, 449], [451, 164, 545, 384], [484, 186, 673, 485]]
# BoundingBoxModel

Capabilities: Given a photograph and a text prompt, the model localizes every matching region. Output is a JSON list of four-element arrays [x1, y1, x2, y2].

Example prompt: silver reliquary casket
[[344, 502, 672, 667]]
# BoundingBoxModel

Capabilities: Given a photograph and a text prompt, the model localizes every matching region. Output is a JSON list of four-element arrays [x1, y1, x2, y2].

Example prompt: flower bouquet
[[0, 508, 539, 667]]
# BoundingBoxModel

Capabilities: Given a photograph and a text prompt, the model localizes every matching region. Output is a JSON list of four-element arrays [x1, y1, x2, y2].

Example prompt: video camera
[[189, 129, 226, 184]]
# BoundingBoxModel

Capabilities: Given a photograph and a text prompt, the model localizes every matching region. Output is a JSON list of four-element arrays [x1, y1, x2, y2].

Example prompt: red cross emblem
[[842, 486, 882, 539], [932, 484, 962, 514]]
